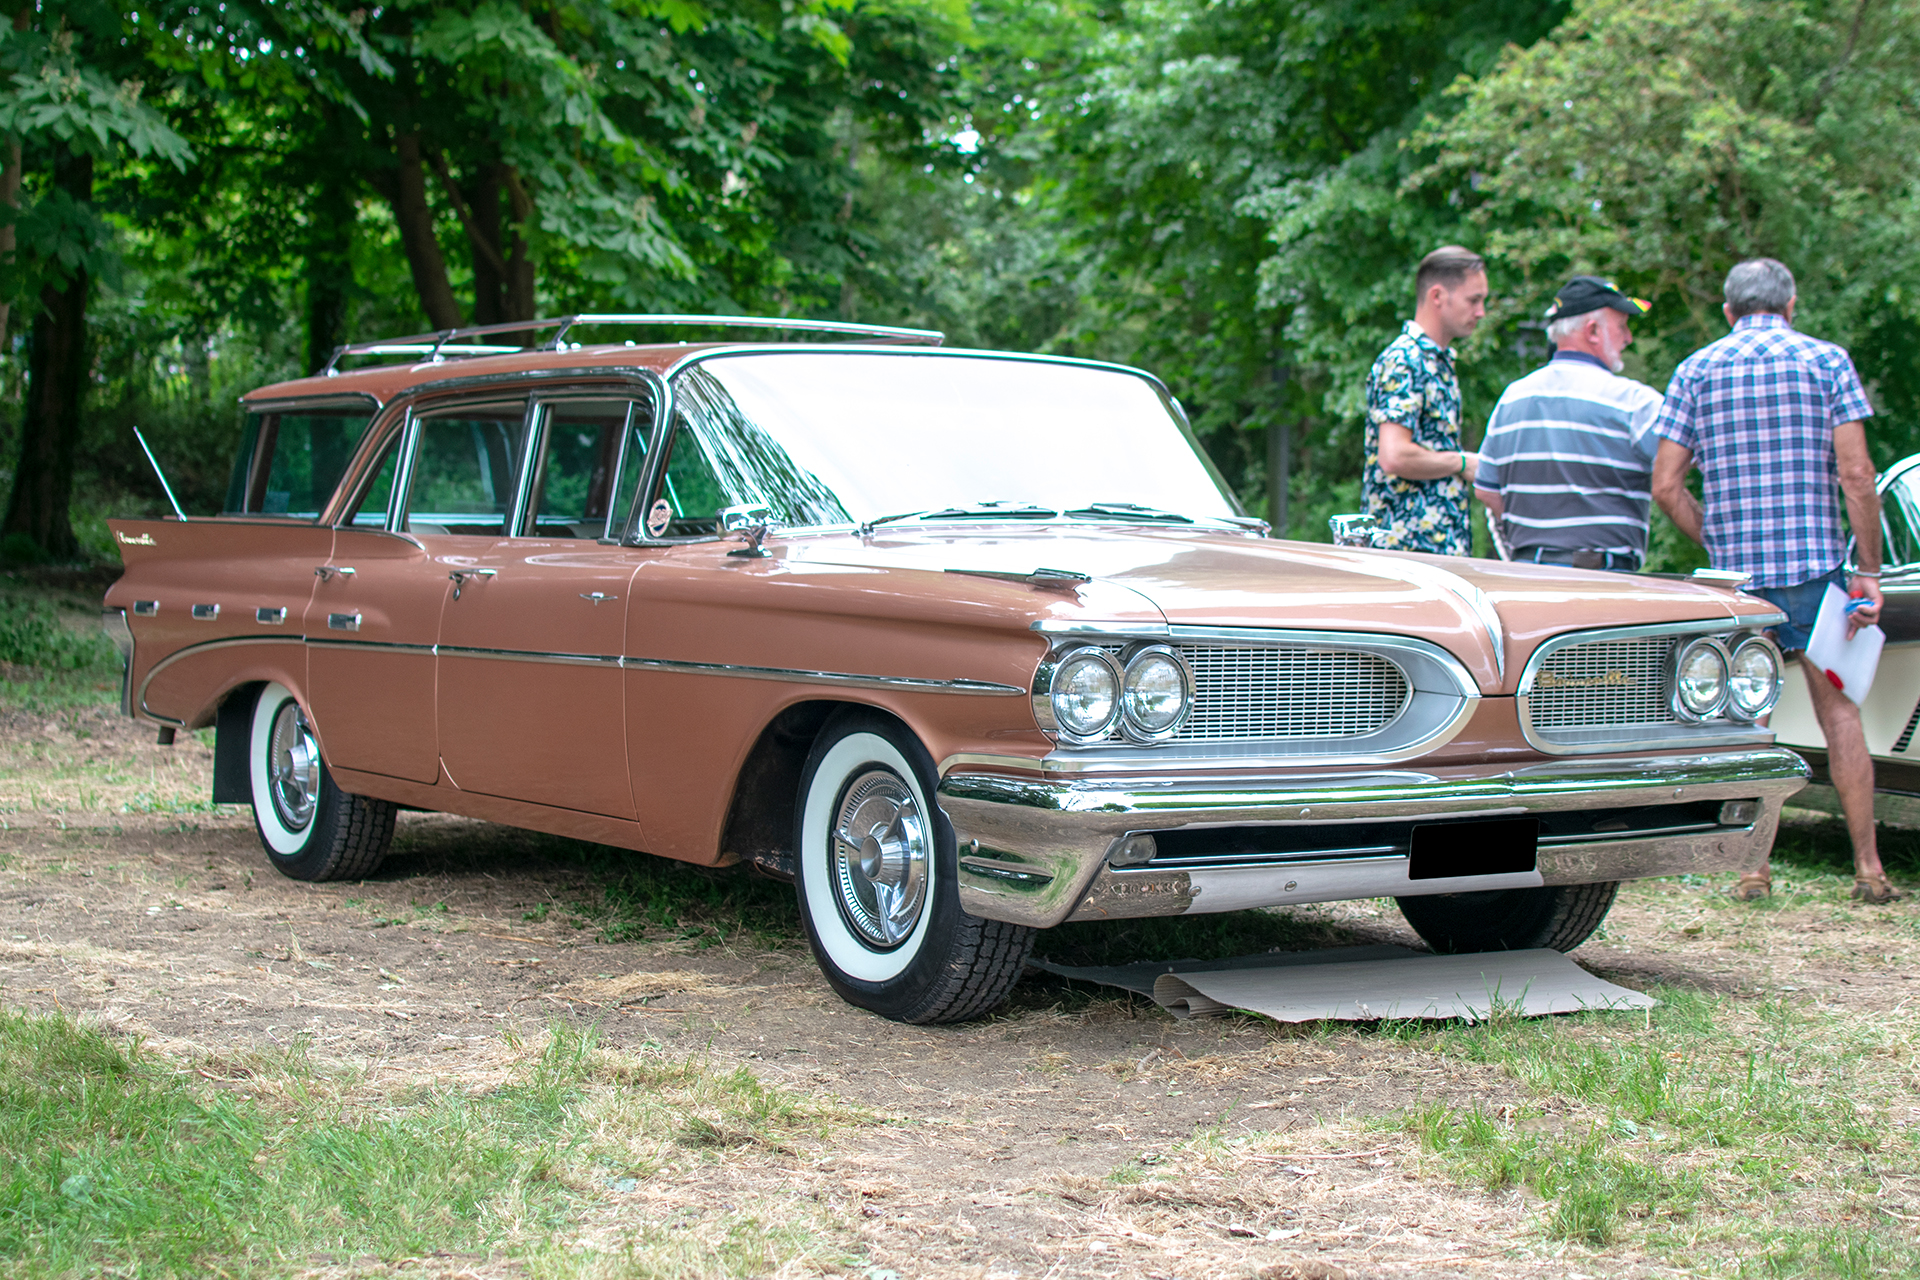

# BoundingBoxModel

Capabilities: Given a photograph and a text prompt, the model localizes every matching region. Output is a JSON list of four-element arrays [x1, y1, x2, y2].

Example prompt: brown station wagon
[[102, 315, 1808, 1023]]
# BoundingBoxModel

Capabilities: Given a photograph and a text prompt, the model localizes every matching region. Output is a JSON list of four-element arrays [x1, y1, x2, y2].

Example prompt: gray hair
[[1545, 312, 1599, 345], [1724, 258, 1796, 318]]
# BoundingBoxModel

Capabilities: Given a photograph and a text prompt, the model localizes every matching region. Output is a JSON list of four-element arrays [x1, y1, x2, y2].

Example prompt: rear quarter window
[[225, 406, 377, 518]]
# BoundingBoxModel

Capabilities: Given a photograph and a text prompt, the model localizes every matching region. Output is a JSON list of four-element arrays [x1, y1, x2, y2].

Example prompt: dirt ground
[[3, 702, 1914, 1279]]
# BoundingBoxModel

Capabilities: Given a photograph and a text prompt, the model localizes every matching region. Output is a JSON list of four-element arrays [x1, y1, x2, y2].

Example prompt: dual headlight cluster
[[1673, 633, 1783, 722], [1035, 644, 1194, 744]]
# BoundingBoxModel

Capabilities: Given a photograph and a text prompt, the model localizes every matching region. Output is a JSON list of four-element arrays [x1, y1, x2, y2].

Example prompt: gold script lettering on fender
[[116, 531, 156, 546]]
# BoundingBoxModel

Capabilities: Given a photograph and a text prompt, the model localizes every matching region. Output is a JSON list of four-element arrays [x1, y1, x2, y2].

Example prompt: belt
[[1525, 547, 1642, 571]]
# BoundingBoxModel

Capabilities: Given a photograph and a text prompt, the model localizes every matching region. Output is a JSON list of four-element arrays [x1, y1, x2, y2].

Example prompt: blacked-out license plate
[[1408, 818, 1539, 881]]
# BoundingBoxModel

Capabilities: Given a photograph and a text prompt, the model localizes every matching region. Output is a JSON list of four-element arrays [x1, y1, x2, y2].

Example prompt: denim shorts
[[1749, 566, 1849, 653]]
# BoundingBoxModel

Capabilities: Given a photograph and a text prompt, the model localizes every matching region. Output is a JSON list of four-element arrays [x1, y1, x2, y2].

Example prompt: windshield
[[655, 352, 1239, 533]]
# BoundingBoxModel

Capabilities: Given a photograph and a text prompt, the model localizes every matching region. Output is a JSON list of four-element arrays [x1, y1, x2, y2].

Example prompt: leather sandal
[[1730, 872, 1772, 901], [1851, 874, 1904, 904]]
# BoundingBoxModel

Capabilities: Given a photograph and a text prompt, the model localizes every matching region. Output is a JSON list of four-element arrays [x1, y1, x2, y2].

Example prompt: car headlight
[[1727, 636, 1783, 721], [1047, 647, 1122, 740], [1672, 637, 1730, 720], [1120, 644, 1193, 741]]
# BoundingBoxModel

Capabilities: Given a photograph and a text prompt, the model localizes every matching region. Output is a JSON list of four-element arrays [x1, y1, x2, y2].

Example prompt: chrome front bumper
[[938, 748, 1809, 929]]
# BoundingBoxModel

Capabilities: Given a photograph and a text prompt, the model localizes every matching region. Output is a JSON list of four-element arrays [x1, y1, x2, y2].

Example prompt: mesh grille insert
[[1087, 644, 1412, 742], [1528, 636, 1678, 731]]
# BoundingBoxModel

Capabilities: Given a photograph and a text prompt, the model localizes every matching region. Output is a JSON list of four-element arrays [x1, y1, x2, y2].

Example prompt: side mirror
[[719, 503, 774, 558], [1328, 513, 1386, 549]]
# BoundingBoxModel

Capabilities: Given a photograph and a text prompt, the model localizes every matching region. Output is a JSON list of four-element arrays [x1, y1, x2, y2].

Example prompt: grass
[[1392, 988, 1919, 1274], [0, 1012, 868, 1278], [0, 589, 124, 714]]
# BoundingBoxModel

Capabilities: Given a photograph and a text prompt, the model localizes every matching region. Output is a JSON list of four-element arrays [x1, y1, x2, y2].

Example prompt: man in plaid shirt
[[1652, 258, 1897, 903]]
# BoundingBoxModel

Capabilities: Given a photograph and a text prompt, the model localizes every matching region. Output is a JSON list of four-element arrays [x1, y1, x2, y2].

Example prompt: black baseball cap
[[1544, 275, 1651, 321]]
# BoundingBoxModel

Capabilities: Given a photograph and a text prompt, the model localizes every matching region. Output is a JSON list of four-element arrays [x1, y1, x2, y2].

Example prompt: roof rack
[[323, 313, 945, 374]]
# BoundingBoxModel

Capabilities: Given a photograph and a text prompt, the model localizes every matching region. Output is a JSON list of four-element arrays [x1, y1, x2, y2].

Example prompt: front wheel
[[248, 683, 396, 882], [1395, 882, 1620, 954], [794, 710, 1035, 1023]]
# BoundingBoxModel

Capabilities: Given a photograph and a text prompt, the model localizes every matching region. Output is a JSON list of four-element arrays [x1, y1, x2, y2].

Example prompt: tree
[[1413, 0, 1920, 463]]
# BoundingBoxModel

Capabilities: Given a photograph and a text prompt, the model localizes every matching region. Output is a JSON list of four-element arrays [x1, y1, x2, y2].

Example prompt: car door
[[436, 395, 651, 816], [306, 398, 531, 784]]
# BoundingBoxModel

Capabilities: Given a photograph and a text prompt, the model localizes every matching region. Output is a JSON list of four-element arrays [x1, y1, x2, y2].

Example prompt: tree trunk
[[468, 164, 505, 327], [503, 165, 536, 323], [388, 131, 462, 330], [3, 151, 91, 558], [0, 7, 29, 348], [304, 180, 356, 374]]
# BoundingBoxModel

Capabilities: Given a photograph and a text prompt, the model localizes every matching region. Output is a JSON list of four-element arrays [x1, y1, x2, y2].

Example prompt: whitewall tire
[[247, 683, 396, 882], [794, 710, 1034, 1023]]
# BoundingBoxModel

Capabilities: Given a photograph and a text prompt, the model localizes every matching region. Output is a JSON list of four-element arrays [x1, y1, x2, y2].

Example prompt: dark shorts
[[1749, 566, 1848, 653]]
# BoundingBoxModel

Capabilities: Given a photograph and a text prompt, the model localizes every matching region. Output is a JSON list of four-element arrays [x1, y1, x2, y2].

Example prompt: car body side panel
[[330, 764, 648, 851], [437, 540, 641, 818], [105, 517, 332, 727], [621, 544, 1059, 863], [305, 529, 451, 783]]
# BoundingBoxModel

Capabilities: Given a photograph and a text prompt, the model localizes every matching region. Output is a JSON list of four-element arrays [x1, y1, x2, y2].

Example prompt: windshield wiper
[[860, 501, 1060, 535], [1063, 501, 1195, 524]]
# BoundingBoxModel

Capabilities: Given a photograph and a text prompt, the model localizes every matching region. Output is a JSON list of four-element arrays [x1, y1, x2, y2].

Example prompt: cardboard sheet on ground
[[1033, 946, 1655, 1022]]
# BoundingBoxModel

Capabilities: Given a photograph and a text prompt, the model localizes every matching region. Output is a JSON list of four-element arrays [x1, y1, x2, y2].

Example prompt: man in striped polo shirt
[[1474, 276, 1660, 570]]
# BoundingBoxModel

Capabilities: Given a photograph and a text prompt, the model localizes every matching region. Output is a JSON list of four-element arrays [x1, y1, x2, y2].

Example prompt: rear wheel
[[249, 682, 396, 882], [1395, 882, 1620, 954], [794, 710, 1034, 1023]]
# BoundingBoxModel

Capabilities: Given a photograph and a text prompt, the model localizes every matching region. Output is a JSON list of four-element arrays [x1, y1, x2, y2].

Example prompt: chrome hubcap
[[267, 701, 320, 832], [830, 770, 928, 948]]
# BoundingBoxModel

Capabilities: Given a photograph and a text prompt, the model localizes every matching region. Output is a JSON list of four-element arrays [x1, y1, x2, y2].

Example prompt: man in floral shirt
[[1362, 246, 1489, 554]]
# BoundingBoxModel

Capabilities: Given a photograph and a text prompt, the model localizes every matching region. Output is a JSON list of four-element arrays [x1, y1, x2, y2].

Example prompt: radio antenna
[[133, 426, 187, 521]]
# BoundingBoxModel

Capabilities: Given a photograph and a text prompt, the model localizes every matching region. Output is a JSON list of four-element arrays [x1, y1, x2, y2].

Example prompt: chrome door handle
[[314, 566, 356, 581], [579, 592, 617, 604], [448, 568, 496, 599]]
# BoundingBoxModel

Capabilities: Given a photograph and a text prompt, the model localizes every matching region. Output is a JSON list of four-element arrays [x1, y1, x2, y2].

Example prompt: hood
[[786, 526, 1770, 694]]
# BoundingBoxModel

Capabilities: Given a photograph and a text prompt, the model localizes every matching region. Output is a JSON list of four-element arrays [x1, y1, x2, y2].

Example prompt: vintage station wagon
[[103, 315, 1807, 1023]]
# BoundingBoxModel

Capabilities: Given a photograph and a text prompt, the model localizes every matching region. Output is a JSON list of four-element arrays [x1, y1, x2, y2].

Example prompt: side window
[[523, 399, 648, 539], [339, 430, 403, 528], [1884, 468, 1920, 571], [657, 416, 731, 535], [403, 402, 531, 536], [225, 406, 375, 518]]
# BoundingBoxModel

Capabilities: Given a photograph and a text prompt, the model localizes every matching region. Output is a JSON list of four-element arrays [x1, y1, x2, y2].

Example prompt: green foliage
[[0, 594, 117, 671], [1415, 0, 1920, 465]]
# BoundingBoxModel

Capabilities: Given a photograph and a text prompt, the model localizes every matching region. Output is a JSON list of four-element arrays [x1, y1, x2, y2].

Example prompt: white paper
[[1804, 583, 1884, 706], [1033, 947, 1655, 1022]]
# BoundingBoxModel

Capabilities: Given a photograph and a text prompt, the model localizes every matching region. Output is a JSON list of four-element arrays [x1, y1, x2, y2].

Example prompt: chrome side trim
[[621, 655, 1024, 696], [136, 636, 307, 721], [133, 600, 159, 616], [256, 607, 287, 625], [191, 604, 220, 620], [327, 612, 361, 632], [304, 639, 436, 655], [441, 644, 623, 669], [1517, 616, 1789, 756], [1033, 619, 1172, 638]]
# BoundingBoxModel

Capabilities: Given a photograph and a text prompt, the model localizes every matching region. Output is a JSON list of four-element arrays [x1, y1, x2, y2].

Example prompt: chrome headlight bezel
[[1726, 634, 1785, 722], [1033, 645, 1123, 743], [1670, 636, 1731, 721], [1118, 643, 1194, 743]]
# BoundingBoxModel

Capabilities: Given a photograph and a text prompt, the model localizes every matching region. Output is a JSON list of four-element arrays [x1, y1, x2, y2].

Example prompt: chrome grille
[[1527, 636, 1677, 731], [1094, 644, 1411, 742]]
